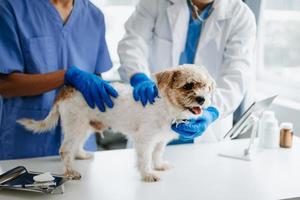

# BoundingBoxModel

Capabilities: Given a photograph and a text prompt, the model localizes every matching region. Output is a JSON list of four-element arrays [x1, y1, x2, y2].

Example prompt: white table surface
[[0, 138, 300, 200]]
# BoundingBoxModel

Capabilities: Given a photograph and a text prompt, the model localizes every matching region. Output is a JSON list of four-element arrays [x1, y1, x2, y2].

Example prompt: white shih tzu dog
[[18, 64, 216, 182]]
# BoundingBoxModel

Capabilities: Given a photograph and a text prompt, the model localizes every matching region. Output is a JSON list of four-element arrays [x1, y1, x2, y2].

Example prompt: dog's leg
[[75, 145, 93, 160], [75, 131, 94, 160], [74, 120, 105, 160], [60, 138, 81, 180], [60, 122, 88, 180], [134, 139, 160, 182], [152, 141, 172, 171]]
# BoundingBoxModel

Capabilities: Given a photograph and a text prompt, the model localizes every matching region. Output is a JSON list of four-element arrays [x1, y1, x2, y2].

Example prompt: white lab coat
[[118, 0, 256, 142]]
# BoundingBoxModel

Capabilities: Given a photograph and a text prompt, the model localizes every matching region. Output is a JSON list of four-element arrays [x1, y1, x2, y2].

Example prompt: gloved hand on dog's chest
[[130, 73, 159, 107], [171, 107, 219, 141], [65, 66, 118, 112]]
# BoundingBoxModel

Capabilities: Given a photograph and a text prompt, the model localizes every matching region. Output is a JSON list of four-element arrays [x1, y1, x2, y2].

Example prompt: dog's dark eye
[[183, 82, 194, 90]]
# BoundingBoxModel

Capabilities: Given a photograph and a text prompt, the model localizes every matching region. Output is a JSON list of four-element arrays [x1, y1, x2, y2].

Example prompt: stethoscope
[[188, 0, 214, 22]]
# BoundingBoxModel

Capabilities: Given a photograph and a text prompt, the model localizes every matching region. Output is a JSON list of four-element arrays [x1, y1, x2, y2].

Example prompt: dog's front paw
[[64, 169, 82, 180], [75, 151, 93, 160], [154, 161, 173, 171], [142, 173, 160, 182]]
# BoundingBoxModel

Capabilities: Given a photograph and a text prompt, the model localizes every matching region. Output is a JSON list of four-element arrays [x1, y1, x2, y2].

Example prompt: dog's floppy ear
[[154, 70, 177, 90], [208, 78, 217, 92]]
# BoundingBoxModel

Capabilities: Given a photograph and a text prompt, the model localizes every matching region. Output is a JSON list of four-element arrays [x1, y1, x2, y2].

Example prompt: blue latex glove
[[171, 107, 219, 141], [130, 73, 158, 106], [65, 66, 118, 112]]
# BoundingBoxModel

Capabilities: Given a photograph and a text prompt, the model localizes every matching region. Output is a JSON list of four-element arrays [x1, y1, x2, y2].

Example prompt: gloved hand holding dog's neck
[[171, 106, 219, 141], [129, 71, 219, 141]]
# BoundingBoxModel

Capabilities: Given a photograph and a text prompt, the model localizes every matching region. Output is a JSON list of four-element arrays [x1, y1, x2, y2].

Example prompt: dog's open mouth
[[188, 106, 202, 115]]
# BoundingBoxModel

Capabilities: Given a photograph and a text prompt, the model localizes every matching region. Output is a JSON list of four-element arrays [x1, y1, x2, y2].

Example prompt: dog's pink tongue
[[192, 107, 202, 115]]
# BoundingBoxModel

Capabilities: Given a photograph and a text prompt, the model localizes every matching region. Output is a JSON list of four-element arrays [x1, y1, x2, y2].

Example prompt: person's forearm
[[0, 70, 66, 98]]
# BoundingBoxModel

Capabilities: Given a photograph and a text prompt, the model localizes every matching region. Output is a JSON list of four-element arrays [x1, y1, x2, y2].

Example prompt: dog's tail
[[17, 103, 60, 134]]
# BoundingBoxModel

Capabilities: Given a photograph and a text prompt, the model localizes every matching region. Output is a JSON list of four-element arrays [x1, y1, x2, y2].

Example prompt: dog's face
[[154, 64, 216, 116]]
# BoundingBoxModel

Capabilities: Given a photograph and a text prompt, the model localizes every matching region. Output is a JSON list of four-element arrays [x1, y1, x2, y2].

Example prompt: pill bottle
[[261, 119, 279, 149], [258, 111, 276, 148], [280, 122, 293, 148]]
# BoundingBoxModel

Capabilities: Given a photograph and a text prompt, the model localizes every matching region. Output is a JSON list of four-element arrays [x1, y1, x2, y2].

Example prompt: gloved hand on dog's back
[[65, 66, 118, 112], [130, 73, 158, 106], [171, 107, 219, 141]]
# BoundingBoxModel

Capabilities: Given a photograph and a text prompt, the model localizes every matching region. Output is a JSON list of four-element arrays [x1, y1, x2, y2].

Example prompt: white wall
[[90, 1, 135, 81]]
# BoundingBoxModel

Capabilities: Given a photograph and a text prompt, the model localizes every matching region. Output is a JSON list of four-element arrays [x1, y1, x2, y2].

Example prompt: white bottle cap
[[262, 110, 275, 120], [280, 122, 293, 130]]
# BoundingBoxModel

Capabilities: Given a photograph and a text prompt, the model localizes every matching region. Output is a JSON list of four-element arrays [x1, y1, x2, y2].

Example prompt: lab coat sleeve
[[0, 1, 24, 74], [117, 0, 158, 82], [212, 5, 256, 118]]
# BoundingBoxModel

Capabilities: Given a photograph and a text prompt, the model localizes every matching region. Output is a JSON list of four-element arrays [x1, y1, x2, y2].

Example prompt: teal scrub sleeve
[[94, 11, 113, 74]]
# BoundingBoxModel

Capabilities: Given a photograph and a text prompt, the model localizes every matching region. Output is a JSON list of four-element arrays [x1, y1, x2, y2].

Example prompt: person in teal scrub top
[[0, 0, 118, 160]]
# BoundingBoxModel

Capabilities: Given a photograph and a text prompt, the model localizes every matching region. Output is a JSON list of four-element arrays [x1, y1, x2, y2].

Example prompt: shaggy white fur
[[18, 64, 215, 182]]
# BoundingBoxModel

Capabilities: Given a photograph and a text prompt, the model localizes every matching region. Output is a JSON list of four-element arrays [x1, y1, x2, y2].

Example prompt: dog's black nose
[[195, 96, 205, 105]]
